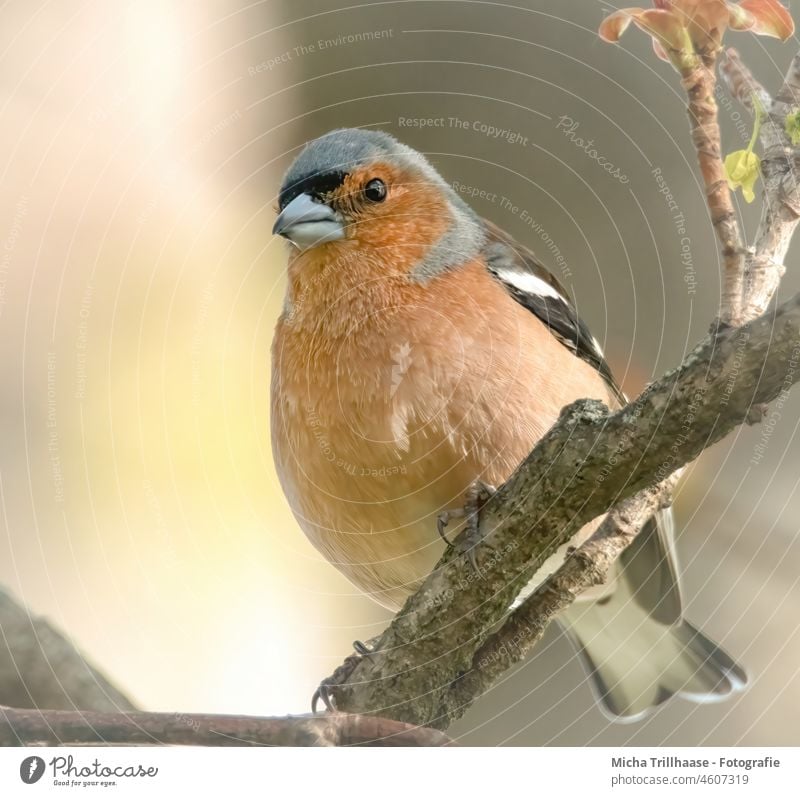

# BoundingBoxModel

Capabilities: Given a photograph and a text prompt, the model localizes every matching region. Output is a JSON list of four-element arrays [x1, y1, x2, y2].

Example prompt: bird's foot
[[437, 480, 497, 577], [311, 638, 379, 713]]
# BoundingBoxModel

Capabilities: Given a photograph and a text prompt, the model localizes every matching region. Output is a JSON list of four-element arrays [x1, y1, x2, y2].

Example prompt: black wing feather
[[481, 219, 685, 621], [481, 218, 624, 403]]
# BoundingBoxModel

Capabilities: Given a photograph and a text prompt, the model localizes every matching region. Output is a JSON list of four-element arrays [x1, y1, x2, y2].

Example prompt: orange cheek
[[349, 190, 451, 274]]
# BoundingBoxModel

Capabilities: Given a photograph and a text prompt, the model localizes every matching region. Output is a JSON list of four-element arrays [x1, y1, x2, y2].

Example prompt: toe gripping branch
[[312, 639, 378, 713], [313, 482, 497, 713], [436, 480, 497, 576]]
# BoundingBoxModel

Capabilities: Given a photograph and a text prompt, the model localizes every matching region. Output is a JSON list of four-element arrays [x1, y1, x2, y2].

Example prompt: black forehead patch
[[278, 170, 347, 210], [278, 128, 401, 209]]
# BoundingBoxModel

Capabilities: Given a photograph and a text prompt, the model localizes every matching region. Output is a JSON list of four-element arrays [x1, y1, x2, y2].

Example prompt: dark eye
[[363, 178, 387, 202]]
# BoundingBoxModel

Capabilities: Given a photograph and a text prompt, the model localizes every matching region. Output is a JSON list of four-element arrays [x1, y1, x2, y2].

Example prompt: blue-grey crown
[[278, 128, 486, 278]]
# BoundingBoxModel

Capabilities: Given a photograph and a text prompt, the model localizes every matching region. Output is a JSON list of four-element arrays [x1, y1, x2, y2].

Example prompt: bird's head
[[272, 128, 485, 278]]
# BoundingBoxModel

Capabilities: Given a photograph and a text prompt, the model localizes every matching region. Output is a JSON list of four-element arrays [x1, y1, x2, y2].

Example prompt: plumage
[[270, 127, 747, 720], [481, 219, 623, 401]]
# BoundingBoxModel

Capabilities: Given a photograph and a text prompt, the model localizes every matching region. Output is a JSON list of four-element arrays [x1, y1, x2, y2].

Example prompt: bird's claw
[[352, 639, 373, 656], [311, 638, 378, 714], [311, 680, 338, 714], [438, 481, 497, 578], [437, 508, 464, 548]]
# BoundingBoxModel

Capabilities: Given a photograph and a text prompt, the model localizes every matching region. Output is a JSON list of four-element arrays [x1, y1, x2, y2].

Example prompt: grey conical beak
[[272, 193, 345, 251]]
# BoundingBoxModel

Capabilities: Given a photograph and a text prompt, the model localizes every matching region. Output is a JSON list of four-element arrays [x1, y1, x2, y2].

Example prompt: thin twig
[[720, 48, 772, 112], [0, 706, 454, 747], [721, 49, 800, 323], [680, 52, 747, 325], [743, 52, 800, 322]]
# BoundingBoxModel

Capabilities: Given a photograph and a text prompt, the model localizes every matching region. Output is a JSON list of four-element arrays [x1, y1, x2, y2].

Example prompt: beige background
[[0, 0, 798, 744]]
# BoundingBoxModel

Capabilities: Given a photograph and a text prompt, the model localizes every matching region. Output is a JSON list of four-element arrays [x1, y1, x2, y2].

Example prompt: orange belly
[[271, 262, 617, 609]]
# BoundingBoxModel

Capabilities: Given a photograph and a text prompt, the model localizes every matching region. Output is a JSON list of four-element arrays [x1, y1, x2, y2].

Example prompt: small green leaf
[[786, 109, 800, 145], [724, 150, 760, 203], [724, 96, 763, 203]]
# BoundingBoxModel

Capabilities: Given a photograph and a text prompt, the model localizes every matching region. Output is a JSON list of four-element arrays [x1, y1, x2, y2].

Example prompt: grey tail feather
[[560, 607, 748, 722]]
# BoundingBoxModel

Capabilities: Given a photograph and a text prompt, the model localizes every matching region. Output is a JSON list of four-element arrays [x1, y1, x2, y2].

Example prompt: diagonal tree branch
[[446, 472, 682, 714], [444, 51, 800, 712], [328, 291, 800, 728]]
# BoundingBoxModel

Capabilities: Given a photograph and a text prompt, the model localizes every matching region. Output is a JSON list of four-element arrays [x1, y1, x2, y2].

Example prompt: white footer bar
[[0, 746, 795, 794]]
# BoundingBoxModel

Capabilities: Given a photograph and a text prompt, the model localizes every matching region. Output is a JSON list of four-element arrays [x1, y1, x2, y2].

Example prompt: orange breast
[[271, 255, 617, 608]]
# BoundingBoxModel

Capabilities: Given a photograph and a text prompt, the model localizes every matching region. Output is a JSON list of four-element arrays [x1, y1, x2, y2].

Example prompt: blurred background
[[0, 0, 798, 745]]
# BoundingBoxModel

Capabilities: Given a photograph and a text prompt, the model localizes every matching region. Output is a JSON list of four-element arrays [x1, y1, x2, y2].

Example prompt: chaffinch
[[270, 128, 746, 720]]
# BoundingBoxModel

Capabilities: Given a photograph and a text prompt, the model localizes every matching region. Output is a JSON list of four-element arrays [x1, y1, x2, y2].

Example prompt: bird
[[269, 127, 747, 721]]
